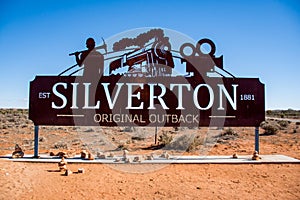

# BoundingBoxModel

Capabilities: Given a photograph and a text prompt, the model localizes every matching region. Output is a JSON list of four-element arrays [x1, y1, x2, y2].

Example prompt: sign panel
[[29, 28, 265, 127], [29, 76, 264, 127]]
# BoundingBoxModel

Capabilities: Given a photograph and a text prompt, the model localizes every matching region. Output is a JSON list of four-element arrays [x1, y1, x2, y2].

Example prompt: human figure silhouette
[[75, 38, 104, 79], [74, 38, 104, 111]]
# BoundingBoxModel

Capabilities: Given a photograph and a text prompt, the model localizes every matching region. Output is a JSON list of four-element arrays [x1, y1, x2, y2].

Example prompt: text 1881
[[240, 94, 255, 101]]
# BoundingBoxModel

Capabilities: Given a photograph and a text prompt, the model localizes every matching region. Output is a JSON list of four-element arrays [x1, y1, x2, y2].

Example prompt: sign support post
[[154, 126, 158, 144], [34, 125, 39, 158], [255, 127, 259, 153]]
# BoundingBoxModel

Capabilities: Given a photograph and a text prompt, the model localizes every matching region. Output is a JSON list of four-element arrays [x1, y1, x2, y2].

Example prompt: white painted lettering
[[102, 83, 124, 109], [126, 83, 144, 109], [148, 83, 169, 109], [82, 83, 100, 109], [217, 84, 238, 110], [170, 84, 191, 109], [193, 84, 214, 110], [52, 82, 67, 109]]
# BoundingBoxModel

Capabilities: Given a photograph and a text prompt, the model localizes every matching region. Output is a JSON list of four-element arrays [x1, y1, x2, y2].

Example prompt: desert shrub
[[221, 128, 238, 136], [53, 142, 68, 149], [123, 126, 135, 132], [260, 121, 279, 135], [72, 139, 81, 146], [266, 110, 272, 116], [116, 143, 129, 150], [84, 128, 94, 132], [7, 117, 16, 123], [23, 139, 34, 146], [164, 134, 192, 151], [131, 135, 145, 141], [216, 128, 238, 143], [187, 136, 204, 152], [277, 120, 289, 129], [1, 125, 8, 129], [158, 131, 173, 146]]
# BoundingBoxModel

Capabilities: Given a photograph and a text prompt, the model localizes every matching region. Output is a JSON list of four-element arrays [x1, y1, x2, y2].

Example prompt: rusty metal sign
[[29, 28, 265, 127]]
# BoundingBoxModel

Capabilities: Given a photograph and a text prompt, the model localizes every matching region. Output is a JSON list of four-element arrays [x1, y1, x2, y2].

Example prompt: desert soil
[[0, 109, 299, 199]]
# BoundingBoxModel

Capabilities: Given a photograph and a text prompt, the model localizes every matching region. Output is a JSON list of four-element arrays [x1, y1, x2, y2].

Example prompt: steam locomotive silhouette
[[108, 38, 227, 78], [109, 44, 175, 77]]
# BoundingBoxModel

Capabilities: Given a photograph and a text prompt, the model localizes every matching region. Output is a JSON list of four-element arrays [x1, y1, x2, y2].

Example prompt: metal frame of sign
[[29, 31, 265, 157]]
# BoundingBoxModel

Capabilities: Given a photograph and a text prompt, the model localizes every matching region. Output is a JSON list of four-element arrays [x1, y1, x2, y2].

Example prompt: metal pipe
[[155, 126, 158, 144], [34, 126, 39, 158], [255, 127, 259, 153]]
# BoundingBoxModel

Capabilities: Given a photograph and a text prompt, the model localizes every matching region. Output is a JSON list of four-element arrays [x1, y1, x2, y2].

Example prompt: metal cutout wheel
[[196, 38, 216, 56], [152, 40, 171, 59], [179, 43, 196, 57]]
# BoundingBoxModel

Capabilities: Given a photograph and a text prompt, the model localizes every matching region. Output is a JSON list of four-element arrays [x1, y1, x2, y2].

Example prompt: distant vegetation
[[266, 109, 300, 119]]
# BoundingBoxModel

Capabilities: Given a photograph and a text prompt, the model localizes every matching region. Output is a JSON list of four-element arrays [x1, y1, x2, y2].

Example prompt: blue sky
[[0, 0, 299, 109]]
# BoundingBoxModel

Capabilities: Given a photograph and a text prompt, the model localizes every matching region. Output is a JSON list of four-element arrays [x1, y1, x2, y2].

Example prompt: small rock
[[146, 154, 154, 160], [97, 152, 106, 159], [160, 151, 170, 159], [108, 152, 114, 157], [66, 151, 75, 158], [12, 144, 24, 158], [50, 151, 73, 158], [81, 150, 87, 159], [133, 156, 142, 163], [57, 151, 67, 158], [12, 151, 24, 159], [58, 157, 67, 171], [98, 154, 106, 159], [123, 150, 129, 156], [65, 169, 72, 176], [232, 153, 238, 159], [124, 158, 131, 163], [123, 150, 129, 161], [252, 151, 261, 160], [78, 168, 85, 174], [88, 153, 94, 160]]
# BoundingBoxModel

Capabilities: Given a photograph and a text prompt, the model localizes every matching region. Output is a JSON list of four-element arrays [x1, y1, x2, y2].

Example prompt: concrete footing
[[2, 154, 299, 164]]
